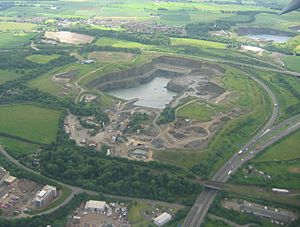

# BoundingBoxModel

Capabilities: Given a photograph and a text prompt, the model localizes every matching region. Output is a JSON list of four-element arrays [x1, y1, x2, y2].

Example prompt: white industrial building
[[84, 200, 106, 212], [32, 185, 57, 208], [153, 212, 172, 226]]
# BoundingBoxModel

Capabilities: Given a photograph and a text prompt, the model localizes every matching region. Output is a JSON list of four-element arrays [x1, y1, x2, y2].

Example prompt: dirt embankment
[[235, 27, 296, 37]]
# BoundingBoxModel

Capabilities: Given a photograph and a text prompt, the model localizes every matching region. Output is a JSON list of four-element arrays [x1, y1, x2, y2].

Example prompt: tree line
[[67, 26, 171, 46]]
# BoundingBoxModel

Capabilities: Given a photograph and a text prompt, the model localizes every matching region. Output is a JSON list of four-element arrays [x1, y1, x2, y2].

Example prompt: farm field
[[45, 31, 94, 44], [171, 38, 226, 49], [0, 104, 61, 144], [95, 37, 152, 49], [26, 54, 61, 64], [0, 69, 22, 85], [0, 32, 32, 48], [0, 22, 37, 31]]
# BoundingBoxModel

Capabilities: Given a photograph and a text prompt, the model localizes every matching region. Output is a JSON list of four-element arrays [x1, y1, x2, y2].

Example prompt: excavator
[[279, 0, 300, 15]]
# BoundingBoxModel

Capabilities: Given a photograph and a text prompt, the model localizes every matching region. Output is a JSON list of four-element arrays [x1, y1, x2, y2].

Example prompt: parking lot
[[0, 178, 41, 217]]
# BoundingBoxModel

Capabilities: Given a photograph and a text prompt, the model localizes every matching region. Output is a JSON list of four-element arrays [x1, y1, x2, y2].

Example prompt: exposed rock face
[[235, 27, 295, 37], [85, 56, 225, 93], [167, 80, 186, 93], [196, 82, 226, 99]]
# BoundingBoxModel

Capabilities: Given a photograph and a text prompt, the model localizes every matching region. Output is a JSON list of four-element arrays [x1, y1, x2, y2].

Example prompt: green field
[[0, 136, 38, 159], [0, 32, 32, 48], [95, 37, 152, 49], [250, 69, 300, 122], [26, 54, 61, 64], [0, 69, 22, 85], [283, 55, 300, 73], [0, 22, 37, 31], [171, 38, 226, 49], [28, 63, 97, 97], [0, 105, 61, 144], [231, 129, 300, 190], [256, 130, 300, 162], [177, 101, 224, 122]]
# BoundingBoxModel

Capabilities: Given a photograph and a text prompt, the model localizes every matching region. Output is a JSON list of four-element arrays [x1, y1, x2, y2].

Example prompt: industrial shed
[[153, 212, 172, 226]]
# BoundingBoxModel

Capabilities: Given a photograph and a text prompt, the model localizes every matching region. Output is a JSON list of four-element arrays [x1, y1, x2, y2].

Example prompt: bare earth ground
[[45, 31, 94, 45]]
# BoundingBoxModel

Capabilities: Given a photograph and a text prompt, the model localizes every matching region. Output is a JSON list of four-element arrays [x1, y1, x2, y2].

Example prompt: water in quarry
[[108, 77, 177, 109], [246, 34, 291, 43]]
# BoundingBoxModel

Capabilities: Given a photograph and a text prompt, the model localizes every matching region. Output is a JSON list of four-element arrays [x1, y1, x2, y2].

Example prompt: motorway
[[182, 70, 299, 226]]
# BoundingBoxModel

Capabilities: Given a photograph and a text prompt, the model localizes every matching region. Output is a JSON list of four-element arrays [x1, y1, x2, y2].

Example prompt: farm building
[[32, 185, 57, 208], [84, 200, 106, 212], [153, 212, 172, 226]]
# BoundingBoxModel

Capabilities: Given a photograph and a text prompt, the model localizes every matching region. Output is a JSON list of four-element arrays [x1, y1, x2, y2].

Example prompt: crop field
[[0, 32, 32, 49], [95, 37, 152, 49], [88, 51, 135, 63], [0, 69, 22, 85], [0, 22, 37, 31], [283, 55, 300, 73], [171, 38, 226, 49], [177, 101, 224, 122], [26, 54, 61, 64], [0, 104, 61, 144], [155, 67, 271, 175], [45, 31, 94, 44]]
